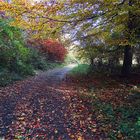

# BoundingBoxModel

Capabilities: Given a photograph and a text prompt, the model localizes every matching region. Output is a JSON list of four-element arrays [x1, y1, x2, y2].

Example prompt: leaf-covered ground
[[0, 66, 98, 140], [66, 74, 140, 139], [0, 66, 140, 139]]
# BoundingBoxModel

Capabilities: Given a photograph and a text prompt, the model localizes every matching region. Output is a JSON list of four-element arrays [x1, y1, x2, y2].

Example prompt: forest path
[[0, 64, 99, 140], [36, 64, 76, 84]]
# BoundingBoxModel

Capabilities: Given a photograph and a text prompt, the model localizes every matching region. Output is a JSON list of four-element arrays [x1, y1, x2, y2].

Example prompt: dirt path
[[0, 65, 99, 140], [36, 64, 76, 84]]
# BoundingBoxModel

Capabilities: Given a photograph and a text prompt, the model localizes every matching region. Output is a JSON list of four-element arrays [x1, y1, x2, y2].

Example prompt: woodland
[[0, 0, 140, 139]]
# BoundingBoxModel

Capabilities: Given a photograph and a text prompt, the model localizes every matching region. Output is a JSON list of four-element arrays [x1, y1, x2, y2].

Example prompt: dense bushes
[[0, 19, 34, 86]]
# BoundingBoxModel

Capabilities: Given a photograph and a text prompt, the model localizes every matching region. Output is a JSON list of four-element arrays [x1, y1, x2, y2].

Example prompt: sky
[[32, 0, 44, 3]]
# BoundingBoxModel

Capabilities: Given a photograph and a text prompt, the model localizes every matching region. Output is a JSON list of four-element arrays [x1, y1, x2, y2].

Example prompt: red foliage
[[40, 39, 67, 62], [41, 39, 67, 61], [27, 38, 67, 62]]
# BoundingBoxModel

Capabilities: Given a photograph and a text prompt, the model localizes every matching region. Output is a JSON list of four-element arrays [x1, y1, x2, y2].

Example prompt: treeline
[[75, 36, 140, 75]]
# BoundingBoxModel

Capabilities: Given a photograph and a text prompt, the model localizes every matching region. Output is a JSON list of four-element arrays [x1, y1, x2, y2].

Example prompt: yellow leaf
[[78, 136, 83, 140]]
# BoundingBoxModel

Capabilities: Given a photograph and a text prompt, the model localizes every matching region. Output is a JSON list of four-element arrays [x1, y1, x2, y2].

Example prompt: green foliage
[[29, 48, 64, 71], [70, 64, 90, 76], [0, 19, 34, 86], [29, 49, 47, 70], [64, 0, 140, 75], [0, 68, 12, 86], [0, 18, 66, 87], [0, 68, 23, 86], [45, 62, 64, 70], [64, 54, 78, 65]]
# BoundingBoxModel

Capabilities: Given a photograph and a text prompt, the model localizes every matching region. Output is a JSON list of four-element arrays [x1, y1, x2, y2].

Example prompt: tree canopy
[[0, 0, 140, 75]]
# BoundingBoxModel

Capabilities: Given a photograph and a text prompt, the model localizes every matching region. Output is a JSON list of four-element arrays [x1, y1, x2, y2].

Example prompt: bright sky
[[32, 0, 44, 3], [31, 0, 44, 5]]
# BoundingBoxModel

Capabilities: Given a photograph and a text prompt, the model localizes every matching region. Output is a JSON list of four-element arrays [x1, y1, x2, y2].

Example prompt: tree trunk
[[121, 46, 133, 76], [90, 58, 94, 66], [121, 0, 134, 76]]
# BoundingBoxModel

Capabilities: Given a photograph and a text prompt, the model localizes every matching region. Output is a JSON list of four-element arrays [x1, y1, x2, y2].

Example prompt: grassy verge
[[69, 64, 90, 76]]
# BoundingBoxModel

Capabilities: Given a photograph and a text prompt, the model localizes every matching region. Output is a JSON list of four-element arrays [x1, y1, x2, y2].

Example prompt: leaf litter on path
[[0, 68, 100, 139]]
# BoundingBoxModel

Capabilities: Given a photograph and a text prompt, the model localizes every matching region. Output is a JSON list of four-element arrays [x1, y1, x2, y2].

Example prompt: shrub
[[0, 19, 34, 86], [40, 39, 67, 62], [29, 49, 47, 70]]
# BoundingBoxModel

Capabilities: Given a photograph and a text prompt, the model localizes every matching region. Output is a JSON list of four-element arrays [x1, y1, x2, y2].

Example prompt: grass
[[69, 64, 90, 76]]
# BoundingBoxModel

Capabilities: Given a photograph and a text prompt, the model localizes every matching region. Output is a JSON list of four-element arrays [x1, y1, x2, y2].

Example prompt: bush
[[0, 19, 34, 86], [29, 49, 47, 70], [0, 68, 12, 86], [40, 39, 67, 62], [0, 67, 24, 86]]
